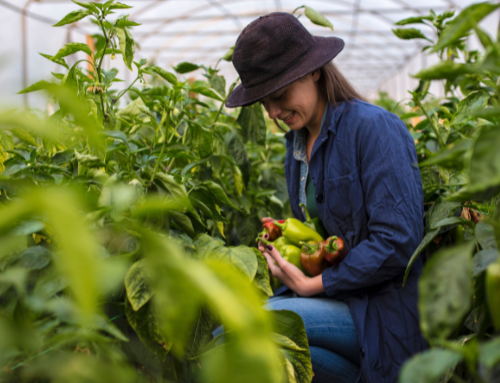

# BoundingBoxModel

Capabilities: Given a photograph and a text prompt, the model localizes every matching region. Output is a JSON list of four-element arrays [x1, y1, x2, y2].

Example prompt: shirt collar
[[291, 103, 330, 161]]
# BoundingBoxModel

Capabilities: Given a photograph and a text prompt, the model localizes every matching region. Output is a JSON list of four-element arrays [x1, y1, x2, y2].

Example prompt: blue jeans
[[213, 292, 360, 383]]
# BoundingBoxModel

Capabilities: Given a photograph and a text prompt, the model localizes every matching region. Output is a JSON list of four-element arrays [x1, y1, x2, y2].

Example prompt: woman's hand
[[258, 243, 325, 297]]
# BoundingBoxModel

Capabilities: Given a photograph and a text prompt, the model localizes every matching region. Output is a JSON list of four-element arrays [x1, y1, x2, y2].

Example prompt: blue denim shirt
[[293, 107, 328, 220], [283, 100, 427, 383]]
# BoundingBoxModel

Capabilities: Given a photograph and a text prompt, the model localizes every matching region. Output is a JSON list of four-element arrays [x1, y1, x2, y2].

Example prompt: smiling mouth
[[282, 112, 295, 122]]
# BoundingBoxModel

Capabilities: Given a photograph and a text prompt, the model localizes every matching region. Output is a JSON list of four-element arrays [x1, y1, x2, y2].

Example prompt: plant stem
[[150, 110, 171, 185], [96, 18, 109, 121], [113, 76, 140, 105], [414, 97, 445, 148]]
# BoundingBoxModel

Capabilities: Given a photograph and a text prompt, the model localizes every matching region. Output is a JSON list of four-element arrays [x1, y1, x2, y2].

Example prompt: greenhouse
[[0, 0, 499, 382]]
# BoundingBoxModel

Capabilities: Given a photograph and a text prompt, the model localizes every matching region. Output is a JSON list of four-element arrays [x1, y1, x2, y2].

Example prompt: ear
[[311, 69, 321, 82]]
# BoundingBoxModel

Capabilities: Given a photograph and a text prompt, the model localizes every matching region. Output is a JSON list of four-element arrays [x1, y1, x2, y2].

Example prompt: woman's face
[[259, 70, 324, 131]]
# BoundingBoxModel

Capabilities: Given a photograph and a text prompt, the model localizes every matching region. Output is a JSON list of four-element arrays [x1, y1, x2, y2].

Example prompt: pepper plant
[[388, 3, 500, 381], [0, 1, 335, 383]]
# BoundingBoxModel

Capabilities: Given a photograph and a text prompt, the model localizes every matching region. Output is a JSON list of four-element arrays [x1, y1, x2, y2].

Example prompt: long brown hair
[[272, 62, 365, 132], [319, 62, 366, 105]]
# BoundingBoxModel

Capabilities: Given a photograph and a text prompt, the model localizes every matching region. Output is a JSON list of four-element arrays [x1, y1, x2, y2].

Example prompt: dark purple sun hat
[[225, 12, 344, 108]]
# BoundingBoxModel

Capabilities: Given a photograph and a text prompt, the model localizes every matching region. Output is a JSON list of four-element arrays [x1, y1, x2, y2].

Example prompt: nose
[[265, 102, 281, 120]]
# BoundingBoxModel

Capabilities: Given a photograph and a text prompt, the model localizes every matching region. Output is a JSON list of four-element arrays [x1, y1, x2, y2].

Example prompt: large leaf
[[125, 299, 170, 360], [479, 336, 500, 368], [251, 248, 273, 297], [53, 9, 92, 27], [206, 245, 258, 281], [237, 103, 267, 146], [52, 42, 92, 60], [398, 349, 463, 383], [419, 242, 475, 340], [451, 90, 490, 125], [116, 27, 135, 71], [392, 28, 431, 41], [18, 246, 52, 270], [173, 62, 200, 74], [185, 306, 217, 359], [209, 73, 226, 97], [11, 127, 39, 146], [152, 66, 177, 85], [473, 249, 499, 276], [433, 2, 500, 51], [270, 310, 313, 383], [187, 121, 214, 158], [202, 180, 241, 211], [224, 131, 251, 186], [476, 221, 498, 250], [414, 61, 477, 81], [191, 86, 223, 102], [429, 198, 461, 229], [39, 53, 69, 69], [18, 80, 53, 95], [125, 260, 153, 311], [403, 228, 440, 285]]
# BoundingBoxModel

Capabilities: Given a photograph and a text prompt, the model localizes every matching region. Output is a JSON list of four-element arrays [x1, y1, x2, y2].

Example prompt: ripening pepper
[[274, 218, 324, 246], [272, 236, 295, 252], [299, 203, 328, 240], [261, 220, 285, 241], [322, 236, 348, 265], [299, 240, 329, 277], [486, 261, 500, 331]]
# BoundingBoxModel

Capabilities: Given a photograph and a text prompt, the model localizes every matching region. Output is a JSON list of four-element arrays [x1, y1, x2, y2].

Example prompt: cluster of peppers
[[257, 206, 349, 288]]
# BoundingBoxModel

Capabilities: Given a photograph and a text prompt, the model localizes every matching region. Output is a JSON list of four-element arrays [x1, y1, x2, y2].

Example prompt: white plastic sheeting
[[0, 0, 498, 109]]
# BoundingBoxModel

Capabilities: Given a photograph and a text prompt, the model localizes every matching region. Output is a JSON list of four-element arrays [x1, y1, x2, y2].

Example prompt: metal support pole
[[22, 0, 37, 108]]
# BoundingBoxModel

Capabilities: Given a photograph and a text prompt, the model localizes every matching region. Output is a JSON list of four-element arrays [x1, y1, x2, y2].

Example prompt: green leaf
[[429, 197, 461, 229], [173, 62, 200, 74], [187, 121, 213, 158], [116, 27, 135, 70], [209, 73, 226, 98], [206, 245, 258, 281], [102, 68, 118, 88], [237, 103, 267, 146], [74, 150, 104, 167], [476, 221, 498, 250], [399, 349, 463, 383], [125, 299, 170, 360], [270, 310, 313, 383], [169, 211, 195, 237], [419, 139, 471, 168], [18, 246, 52, 270], [52, 42, 92, 60], [433, 217, 475, 228], [202, 180, 241, 211], [413, 61, 477, 81], [304, 6, 333, 30], [221, 46, 234, 62], [11, 127, 38, 146], [53, 9, 92, 27], [18, 80, 53, 95], [394, 15, 434, 26], [125, 260, 153, 311], [252, 248, 273, 297], [403, 228, 440, 285], [479, 336, 500, 368], [152, 66, 177, 85], [72, 1, 100, 13], [39, 53, 69, 69], [451, 90, 490, 125], [432, 2, 500, 52], [392, 28, 431, 41], [419, 242, 475, 340], [224, 131, 250, 186], [116, 19, 141, 28], [473, 249, 499, 276], [191, 86, 223, 102], [185, 307, 217, 359], [11, 220, 45, 236], [109, 2, 133, 9], [154, 173, 190, 207]]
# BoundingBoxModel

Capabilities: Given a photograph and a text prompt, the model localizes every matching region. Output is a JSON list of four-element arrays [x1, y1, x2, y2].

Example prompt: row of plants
[[382, 3, 500, 381], [0, 1, 338, 382]]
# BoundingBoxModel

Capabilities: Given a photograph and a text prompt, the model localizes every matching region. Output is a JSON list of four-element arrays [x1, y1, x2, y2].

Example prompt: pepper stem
[[326, 237, 338, 253], [299, 203, 312, 221], [273, 221, 285, 229], [256, 236, 273, 246], [299, 241, 318, 252]]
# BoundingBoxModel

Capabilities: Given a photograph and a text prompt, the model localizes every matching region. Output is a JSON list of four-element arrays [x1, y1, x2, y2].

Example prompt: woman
[[224, 12, 427, 383]]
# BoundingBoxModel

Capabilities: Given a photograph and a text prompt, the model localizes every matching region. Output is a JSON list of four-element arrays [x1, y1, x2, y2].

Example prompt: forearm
[[299, 274, 325, 297]]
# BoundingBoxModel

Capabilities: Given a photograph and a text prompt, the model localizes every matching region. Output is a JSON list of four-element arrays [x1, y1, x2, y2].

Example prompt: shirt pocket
[[324, 168, 365, 233]]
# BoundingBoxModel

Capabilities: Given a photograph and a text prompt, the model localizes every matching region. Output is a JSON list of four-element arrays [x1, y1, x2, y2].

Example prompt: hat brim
[[225, 36, 345, 108]]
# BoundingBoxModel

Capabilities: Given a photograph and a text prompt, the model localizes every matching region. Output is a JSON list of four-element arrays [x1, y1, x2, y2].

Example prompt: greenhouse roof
[[0, 0, 485, 98]]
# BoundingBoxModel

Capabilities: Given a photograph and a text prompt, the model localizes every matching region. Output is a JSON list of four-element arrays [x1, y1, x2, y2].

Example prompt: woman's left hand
[[258, 243, 325, 297]]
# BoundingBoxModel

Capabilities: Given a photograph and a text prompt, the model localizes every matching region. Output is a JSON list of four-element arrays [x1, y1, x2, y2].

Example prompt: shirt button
[[360, 348, 365, 358], [296, 151, 301, 156], [301, 176, 305, 181], [316, 194, 324, 203]]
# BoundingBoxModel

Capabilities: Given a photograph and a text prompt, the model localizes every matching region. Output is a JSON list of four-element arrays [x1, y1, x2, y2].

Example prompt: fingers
[[261, 217, 275, 223], [258, 245, 283, 277], [265, 245, 287, 269]]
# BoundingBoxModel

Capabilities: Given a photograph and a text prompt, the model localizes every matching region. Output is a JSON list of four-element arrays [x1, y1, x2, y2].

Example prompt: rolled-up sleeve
[[322, 112, 424, 299]]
